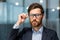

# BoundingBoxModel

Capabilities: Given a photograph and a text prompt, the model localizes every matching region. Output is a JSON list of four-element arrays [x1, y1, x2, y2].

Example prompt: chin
[[32, 24, 38, 27]]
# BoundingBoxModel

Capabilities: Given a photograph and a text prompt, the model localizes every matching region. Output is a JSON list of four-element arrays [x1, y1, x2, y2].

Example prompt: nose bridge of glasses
[[29, 14, 41, 17], [32, 14, 38, 18], [31, 14, 38, 16], [33, 14, 37, 16]]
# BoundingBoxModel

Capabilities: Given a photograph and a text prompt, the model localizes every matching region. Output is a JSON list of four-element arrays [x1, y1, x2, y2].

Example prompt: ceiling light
[[15, 2, 19, 6], [26, 6, 29, 9], [57, 6, 60, 10], [40, 0, 43, 3], [51, 9, 55, 12]]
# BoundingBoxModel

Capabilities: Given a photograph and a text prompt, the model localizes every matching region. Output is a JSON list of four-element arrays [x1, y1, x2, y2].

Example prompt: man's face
[[29, 8, 44, 27]]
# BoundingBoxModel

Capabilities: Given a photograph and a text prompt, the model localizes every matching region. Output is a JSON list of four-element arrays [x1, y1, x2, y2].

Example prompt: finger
[[18, 13, 27, 19]]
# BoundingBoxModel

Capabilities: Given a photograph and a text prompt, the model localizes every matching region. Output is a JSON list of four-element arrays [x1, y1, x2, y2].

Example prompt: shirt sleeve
[[13, 24, 20, 29]]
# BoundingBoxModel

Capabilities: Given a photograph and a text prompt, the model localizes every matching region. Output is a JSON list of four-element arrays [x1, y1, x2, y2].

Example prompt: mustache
[[32, 20, 37, 22]]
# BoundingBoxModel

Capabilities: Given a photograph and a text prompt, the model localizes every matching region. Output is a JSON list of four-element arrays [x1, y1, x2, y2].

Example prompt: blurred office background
[[0, 0, 60, 40]]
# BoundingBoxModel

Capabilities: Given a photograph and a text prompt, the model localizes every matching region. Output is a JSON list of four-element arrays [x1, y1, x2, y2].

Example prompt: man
[[9, 3, 59, 40]]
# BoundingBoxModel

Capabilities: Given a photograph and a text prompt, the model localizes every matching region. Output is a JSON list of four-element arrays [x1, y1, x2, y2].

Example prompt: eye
[[30, 14, 41, 16]]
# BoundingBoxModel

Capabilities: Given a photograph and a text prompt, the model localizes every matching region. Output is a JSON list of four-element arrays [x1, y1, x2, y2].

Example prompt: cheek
[[36, 19, 40, 22], [37, 17, 43, 21]]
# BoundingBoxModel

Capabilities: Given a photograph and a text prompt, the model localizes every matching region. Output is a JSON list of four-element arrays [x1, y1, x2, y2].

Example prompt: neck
[[32, 24, 42, 32]]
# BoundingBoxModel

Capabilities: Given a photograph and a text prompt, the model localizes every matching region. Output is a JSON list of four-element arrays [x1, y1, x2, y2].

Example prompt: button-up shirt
[[32, 26, 43, 40]]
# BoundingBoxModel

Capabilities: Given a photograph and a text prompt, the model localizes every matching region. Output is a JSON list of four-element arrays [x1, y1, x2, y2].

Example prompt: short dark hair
[[28, 3, 44, 14]]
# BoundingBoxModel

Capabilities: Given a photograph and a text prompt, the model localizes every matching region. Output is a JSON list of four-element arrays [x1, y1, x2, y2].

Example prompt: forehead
[[30, 8, 41, 14]]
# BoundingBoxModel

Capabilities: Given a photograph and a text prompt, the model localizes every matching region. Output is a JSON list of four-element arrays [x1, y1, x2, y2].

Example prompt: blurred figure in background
[[8, 3, 59, 40]]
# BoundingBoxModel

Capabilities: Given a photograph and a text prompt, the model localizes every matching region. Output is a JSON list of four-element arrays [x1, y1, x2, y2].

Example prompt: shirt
[[32, 26, 43, 40]]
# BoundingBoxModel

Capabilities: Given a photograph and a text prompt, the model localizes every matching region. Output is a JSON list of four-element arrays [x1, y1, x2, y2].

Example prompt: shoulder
[[44, 27, 56, 33], [43, 27, 57, 36]]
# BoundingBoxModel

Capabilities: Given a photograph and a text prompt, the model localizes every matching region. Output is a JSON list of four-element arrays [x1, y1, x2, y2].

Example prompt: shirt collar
[[32, 26, 43, 33]]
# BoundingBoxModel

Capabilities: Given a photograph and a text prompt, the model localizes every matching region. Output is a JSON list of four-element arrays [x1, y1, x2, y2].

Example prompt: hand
[[16, 13, 28, 26]]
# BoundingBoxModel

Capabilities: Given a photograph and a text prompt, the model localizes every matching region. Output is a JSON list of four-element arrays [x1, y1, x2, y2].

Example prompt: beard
[[30, 20, 42, 27]]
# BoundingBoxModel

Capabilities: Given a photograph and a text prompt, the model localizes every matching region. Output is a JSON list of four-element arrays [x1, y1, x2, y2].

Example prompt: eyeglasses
[[29, 14, 42, 18]]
